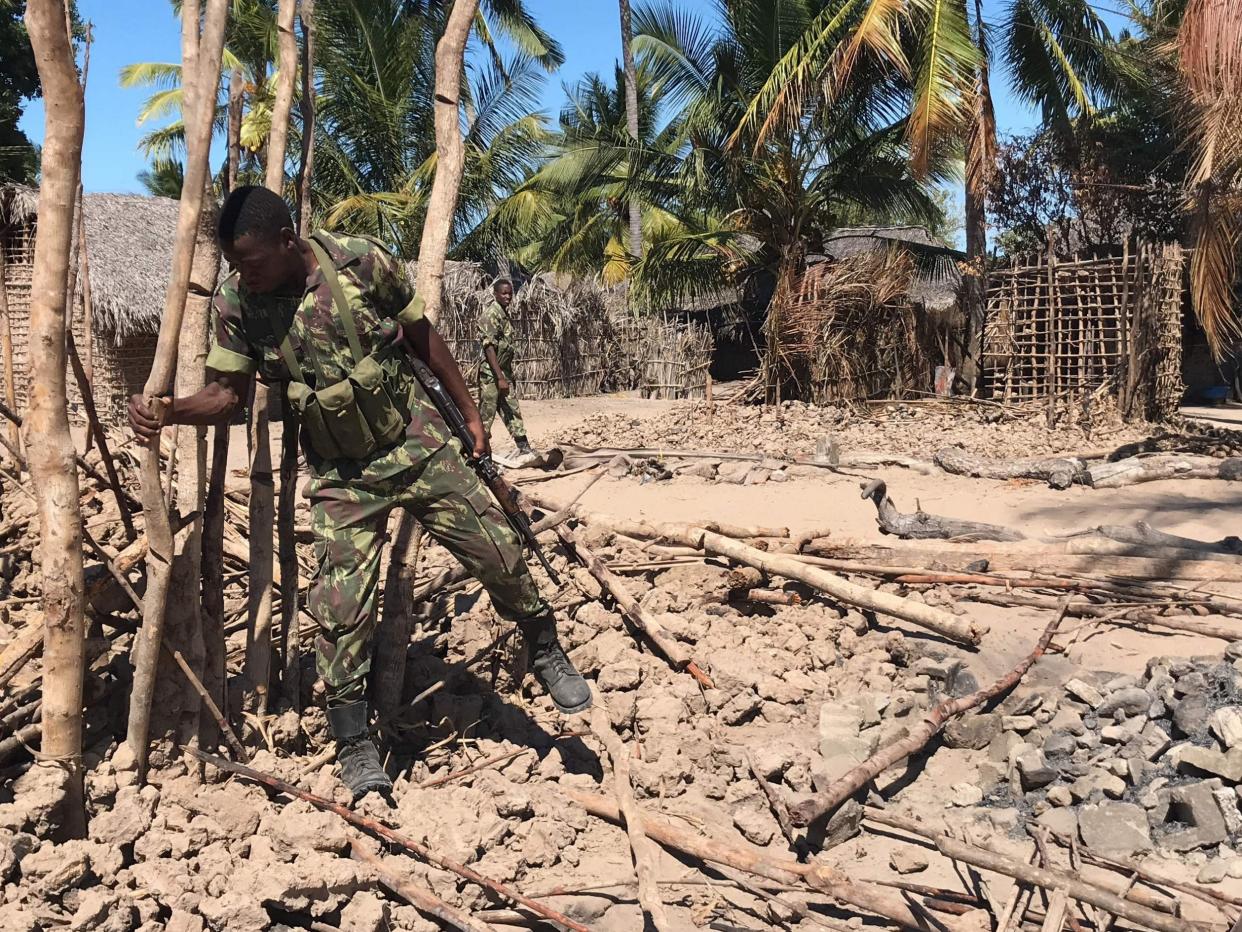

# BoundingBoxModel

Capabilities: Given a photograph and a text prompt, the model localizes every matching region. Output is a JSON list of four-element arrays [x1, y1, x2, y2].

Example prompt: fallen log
[[552, 522, 714, 687], [934, 447, 1085, 490], [865, 809, 1211, 932], [562, 788, 962, 931], [351, 843, 498, 932], [1053, 522, 1242, 557], [971, 591, 1242, 642], [682, 527, 984, 646], [186, 748, 591, 932], [1085, 454, 1242, 489], [805, 543, 1242, 583], [1061, 538, 1242, 564], [588, 697, 673, 932], [527, 495, 984, 645], [788, 607, 1065, 827], [860, 479, 1025, 542]]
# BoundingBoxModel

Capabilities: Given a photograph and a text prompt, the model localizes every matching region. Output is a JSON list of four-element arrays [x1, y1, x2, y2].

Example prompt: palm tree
[[311, 0, 550, 257], [730, 0, 1115, 388], [137, 158, 185, 198], [1176, 0, 1242, 358], [466, 63, 688, 278], [618, 0, 642, 260]]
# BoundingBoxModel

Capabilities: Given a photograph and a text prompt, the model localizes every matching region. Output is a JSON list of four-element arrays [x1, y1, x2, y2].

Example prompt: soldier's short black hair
[[218, 185, 294, 246], [493, 278, 512, 292]]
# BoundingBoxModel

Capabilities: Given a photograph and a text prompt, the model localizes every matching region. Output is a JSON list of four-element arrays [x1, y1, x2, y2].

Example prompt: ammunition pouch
[[273, 235, 411, 463]]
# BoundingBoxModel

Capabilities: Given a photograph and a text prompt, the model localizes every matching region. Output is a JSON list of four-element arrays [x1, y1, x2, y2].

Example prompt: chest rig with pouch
[[275, 236, 410, 461]]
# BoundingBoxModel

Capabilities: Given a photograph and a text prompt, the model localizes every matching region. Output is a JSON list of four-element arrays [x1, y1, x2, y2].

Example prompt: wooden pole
[[66, 334, 135, 540], [186, 748, 592, 932], [351, 844, 499, 932], [23, 0, 87, 834], [124, 0, 229, 779], [0, 250, 21, 462], [413, 0, 480, 324], [552, 521, 713, 687], [225, 68, 243, 193], [788, 607, 1065, 827], [243, 0, 297, 716], [589, 697, 673, 931], [373, 513, 421, 724], [278, 419, 300, 709]]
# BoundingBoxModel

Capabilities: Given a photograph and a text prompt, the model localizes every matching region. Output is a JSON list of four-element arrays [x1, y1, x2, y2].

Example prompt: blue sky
[[20, 0, 1131, 198]]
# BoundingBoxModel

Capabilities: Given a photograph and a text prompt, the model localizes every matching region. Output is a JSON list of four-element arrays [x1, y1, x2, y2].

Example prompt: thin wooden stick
[[789, 605, 1065, 827], [864, 810, 1208, 932], [169, 648, 248, 763], [589, 696, 673, 931], [746, 750, 799, 849], [67, 329, 135, 540], [562, 787, 963, 931], [184, 748, 591, 932], [552, 522, 713, 687], [351, 843, 498, 932], [414, 747, 534, 790]]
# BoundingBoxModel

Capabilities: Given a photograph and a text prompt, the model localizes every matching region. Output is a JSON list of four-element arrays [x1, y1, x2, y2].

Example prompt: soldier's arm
[[484, 344, 508, 389], [129, 371, 250, 442]]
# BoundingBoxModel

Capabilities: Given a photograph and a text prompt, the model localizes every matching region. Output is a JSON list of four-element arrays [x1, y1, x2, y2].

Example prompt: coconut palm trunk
[[124, 0, 229, 780], [296, 0, 316, 236], [618, 0, 641, 261], [961, 0, 997, 393], [415, 0, 481, 325], [23, 0, 86, 831]]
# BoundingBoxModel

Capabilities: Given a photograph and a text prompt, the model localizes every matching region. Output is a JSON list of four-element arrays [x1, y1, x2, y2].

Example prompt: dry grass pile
[[781, 251, 940, 403]]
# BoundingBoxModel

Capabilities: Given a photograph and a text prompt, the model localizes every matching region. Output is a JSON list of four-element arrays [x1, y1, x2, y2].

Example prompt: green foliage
[[0, 0, 82, 184], [137, 158, 184, 199]]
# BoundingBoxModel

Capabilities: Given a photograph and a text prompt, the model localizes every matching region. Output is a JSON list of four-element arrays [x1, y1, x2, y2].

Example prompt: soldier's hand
[[466, 418, 491, 459], [128, 393, 164, 444], [497, 377, 511, 396]]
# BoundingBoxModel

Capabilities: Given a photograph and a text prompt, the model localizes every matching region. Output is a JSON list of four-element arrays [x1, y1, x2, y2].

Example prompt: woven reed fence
[[432, 262, 713, 401], [982, 242, 1185, 419], [779, 250, 943, 403]]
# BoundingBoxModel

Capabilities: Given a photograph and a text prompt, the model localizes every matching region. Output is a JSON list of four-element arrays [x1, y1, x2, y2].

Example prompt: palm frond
[[1188, 187, 1242, 358], [481, 0, 566, 71], [907, 0, 979, 177]]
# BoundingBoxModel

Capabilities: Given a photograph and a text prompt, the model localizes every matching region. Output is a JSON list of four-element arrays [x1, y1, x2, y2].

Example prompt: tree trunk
[[414, 0, 481, 325], [265, 0, 298, 197], [959, 0, 996, 394], [200, 424, 230, 749], [0, 251, 19, 462], [295, 0, 316, 235], [618, 0, 641, 261], [373, 513, 421, 725], [162, 193, 219, 766], [226, 67, 243, 193], [123, 0, 229, 779], [23, 0, 87, 833]]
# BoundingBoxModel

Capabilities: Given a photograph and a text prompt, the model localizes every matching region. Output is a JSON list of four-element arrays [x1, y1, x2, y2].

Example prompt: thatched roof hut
[[0, 184, 180, 425], [810, 225, 963, 312]]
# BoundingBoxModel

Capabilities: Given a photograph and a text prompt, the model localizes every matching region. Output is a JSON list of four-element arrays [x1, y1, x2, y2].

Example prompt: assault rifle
[[408, 355, 561, 584]]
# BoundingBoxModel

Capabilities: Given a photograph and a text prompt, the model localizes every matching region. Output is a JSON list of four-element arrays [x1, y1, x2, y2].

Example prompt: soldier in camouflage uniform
[[129, 186, 590, 801], [478, 280, 536, 463]]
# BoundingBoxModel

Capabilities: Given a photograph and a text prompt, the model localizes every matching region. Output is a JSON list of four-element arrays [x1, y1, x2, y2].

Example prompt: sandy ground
[[7, 391, 1240, 931]]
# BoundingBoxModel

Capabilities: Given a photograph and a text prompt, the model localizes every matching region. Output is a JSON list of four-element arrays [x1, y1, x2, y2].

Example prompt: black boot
[[514, 436, 533, 456], [520, 617, 592, 714], [326, 701, 393, 801]]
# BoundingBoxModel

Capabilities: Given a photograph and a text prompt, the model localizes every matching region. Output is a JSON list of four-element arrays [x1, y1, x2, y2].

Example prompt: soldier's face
[[224, 230, 302, 294], [495, 284, 513, 308]]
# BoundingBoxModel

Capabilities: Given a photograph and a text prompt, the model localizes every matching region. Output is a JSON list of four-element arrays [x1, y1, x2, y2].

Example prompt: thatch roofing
[[811, 225, 963, 312], [1, 184, 182, 342]]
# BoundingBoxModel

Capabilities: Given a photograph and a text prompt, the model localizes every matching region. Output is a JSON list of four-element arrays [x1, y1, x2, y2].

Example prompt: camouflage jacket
[[205, 231, 450, 479], [478, 300, 516, 377]]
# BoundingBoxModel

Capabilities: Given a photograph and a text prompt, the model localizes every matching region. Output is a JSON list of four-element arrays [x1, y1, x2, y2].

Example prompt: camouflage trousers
[[307, 441, 549, 705], [478, 370, 527, 443]]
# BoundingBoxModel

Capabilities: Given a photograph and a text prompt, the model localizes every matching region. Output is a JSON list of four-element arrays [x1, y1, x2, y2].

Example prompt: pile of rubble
[[978, 648, 1242, 882], [551, 400, 1157, 462]]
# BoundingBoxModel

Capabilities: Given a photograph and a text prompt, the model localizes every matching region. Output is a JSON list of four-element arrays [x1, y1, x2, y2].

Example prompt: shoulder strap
[[308, 234, 365, 365], [264, 303, 306, 384]]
